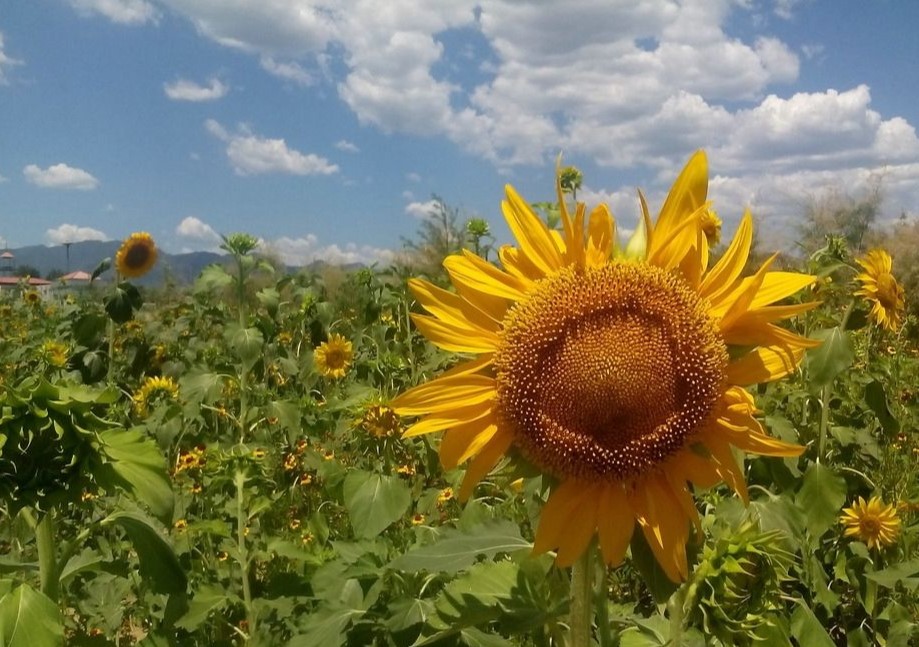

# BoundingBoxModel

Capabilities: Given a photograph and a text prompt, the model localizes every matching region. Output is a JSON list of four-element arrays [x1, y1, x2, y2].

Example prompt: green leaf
[[101, 511, 187, 595], [807, 326, 854, 389], [0, 583, 64, 647], [388, 520, 531, 574], [266, 400, 302, 435], [629, 529, 679, 604], [91, 257, 111, 281], [179, 369, 227, 406], [461, 627, 514, 646], [104, 282, 143, 324], [342, 470, 411, 539], [386, 598, 432, 633], [59, 549, 104, 585], [225, 324, 264, 370], [93, 428, 174, 523], [174, 585, 230, 631], [795, 463, 847, 538], [287, 580, 367, 647], [865, 380, 900, 435], [193, 264, 233, 295], [865, 560, 919, 591], [790, 601, 835, 647], [430, 560, 519, 631]]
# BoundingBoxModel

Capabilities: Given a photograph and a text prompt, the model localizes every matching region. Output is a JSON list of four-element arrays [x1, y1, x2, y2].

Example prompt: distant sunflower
[[840, 496, 900, 549], [359, 403, 401, 438], [700, 207, 722, 246], [23, 290, 41, 305], [115, 232, 158, 278], [392, 151, 817, 581], [314, 334, 353, 379], [855, 249, 905, 331], [133, 375, 179, 415]]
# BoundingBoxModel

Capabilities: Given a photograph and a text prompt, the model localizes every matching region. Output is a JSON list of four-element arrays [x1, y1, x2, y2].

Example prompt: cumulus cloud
[[67, 0, 159, 25], [176, 216, 221, 243], [205, 119, 339, 176], [262, 234, 394, 266], [44, 224, 109, 245], [0, 32, 23, 84], [335, 139, 359, 153], [164, 77, 229, 101], [24, 163, 100, 190], [405, 199, 440, 219], [260, 56, 313, 86]]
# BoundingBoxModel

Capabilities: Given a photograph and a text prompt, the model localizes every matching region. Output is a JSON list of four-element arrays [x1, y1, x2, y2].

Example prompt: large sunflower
[[115, 232, 158, 278], [392, 151, 818, 582], [855, 249, 905, 331]]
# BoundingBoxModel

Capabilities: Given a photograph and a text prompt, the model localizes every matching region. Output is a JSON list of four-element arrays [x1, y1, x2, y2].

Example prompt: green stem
[[235, 470, 255, 640], [817, 381, 831, 462], [106, 316, 116, 385], [595, 561, 612, 647], [668, 585, 686, 647], [568, 547, 594, 647], [35, 511, 59, 602]]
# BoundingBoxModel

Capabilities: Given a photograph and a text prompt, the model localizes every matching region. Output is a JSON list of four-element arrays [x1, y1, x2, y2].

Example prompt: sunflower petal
[[411, 314, 499, 353], [648, 150, 707, 262], [440, 419, 499, 469], [726, 345, 804, 385], [533, 480, 584, 555], [503, 185, 563, 275], [458, 429, 513, 500], [391, 373, 495, 415], [596, 484, 634, 566], [402, 403, 493, 437], [628, 476, 690, 582], [444, 250, 531, 302], [409, 278, 501, 331], [700, 211, 753, 300]]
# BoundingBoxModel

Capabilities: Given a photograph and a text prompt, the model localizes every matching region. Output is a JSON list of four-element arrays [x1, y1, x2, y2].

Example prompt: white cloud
[[164, 77, 229, 101], [335, 139, 359, 153], [262, 234, 394, 266], [0, 172, 7, 183], [0, 32, 23, 84], [406, 172, 421, 183], [205, 119, 339, 176], [405, 199, 440, 219], [24, 163, 100, 190], [260, 56, 314, 86], [44, 224, 109, 245], [176, 216, 220, 243], [67, 0, 159, 25]]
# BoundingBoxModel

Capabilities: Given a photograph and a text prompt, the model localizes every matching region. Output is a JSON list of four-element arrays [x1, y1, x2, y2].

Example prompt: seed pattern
[[495, 262, 727, 480]]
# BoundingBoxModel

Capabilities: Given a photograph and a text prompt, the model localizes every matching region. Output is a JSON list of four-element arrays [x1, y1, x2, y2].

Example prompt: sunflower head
[[359, 403, 401, 438], [700, 207, 722, 245], [840, 495, 900, 550], [855, 249, 905, 331], [23, 290, 41, 305], [40, 340, 69, 368], [314, 334, 353, 379], [393, 150, 816, 582], [115, 232, 158, 279], [133, 375, 180, 415]]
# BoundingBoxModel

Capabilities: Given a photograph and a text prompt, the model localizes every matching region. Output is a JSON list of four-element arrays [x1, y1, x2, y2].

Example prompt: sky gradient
[[2, 0, 918, 266]]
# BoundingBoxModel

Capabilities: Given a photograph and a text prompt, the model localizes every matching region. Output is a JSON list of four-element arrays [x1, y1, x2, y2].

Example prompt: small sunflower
[[40, 340, 69, 368], [840, 496, 900, 549], [359, 403, 401, 438], [115, 232, 158, 278], [700, 207, 722, 246], [133, 375, 180, 415], [392, 151, 817, 582], [314, 334, 353, 379], [22, 290, 41, 305], [855, 249, 905, 331]]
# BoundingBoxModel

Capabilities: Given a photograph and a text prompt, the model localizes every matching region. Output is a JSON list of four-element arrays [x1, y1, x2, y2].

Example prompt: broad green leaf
[[225, 324, 264, 370], [790, 601, 834, 647], [179, 369, 227, 406], [193, 264, 233, 295], [0, 583, 63, 647], [342, 470, 411, 539], [461, 627, 514, 646], [93, 428, 174, 523], [101, 511, 187, 595], [59, 549, 104, 585], [174, 585, 230, 631], [104, 282, 143, 323], [287, 580, 367, 647], [266, 400, 302, 435], [806, 326, 853, 389], [430, 561, 519, 631], [388, 520, 531, 574], [865, 380, 900, 434], [865, 560, 919, 591], [386, 598, 432, 633], [795, 463, 846, 538]]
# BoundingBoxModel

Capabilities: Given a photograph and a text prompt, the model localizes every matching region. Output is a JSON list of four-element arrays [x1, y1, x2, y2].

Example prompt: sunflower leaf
[[342, 470, 411, 539], [806, 326, 853, 390], [864, 380, 900, 435], [795, 463, 847, 539], [388, 520, 531, 574], [0, 583, 63, 647]]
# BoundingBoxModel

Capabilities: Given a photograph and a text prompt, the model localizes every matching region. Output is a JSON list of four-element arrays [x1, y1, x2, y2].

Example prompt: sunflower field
[[0, 152, 917, 647]]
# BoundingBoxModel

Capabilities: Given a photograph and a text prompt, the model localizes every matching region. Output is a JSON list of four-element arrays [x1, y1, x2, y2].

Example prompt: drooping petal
[[726, 345, 805, 385], [402, 403, 494, 437], [503, 184, 563, 275], [596, 484, 635, 566], [458, 429, 513, 500], [440, 419, 500, 469], [411, 314, 499, 353], [628, 475, 690, 582]]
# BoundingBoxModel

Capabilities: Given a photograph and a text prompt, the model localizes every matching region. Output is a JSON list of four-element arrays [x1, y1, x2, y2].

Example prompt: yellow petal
[[628, 475, 690, 582], [391, 373, 495, 415], [440, 419, 499, 469], [533, 480, 589, 555], [716, 253, 778, 330], [623, 189, 652, 259], [444, 250, 531, 302], [411, 314, 499, 353], [749, 272, 817, 309], [586, 203, 614, 268], [458, 429, 513, 500], [596, 484, 635, 566], [499, 245, 544, 282], [726, 345, 805, 385], [648, 150, 708, 262], [402, 403, 493, 437], [555, 486, 602, 567], [502, 184, 563, 275], [409, 278, 501, 331], [699, 211, 753, 300], [723, 320, 822, 349]]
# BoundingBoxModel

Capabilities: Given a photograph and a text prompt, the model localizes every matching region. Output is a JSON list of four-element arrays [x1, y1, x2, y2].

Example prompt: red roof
[[61, 270, 92, 281], [0, 276, 52, 286]]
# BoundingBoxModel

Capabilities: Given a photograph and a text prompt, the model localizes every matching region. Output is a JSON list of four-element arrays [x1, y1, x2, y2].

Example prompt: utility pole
[[64, 242, 72, 273]]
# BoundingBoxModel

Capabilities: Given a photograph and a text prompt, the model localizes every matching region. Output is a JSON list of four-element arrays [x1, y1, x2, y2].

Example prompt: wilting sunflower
[[392, 151, 817, 582], [115, 232, 158, 278], [855, 249, 905, 331], [133, 375, 180, 414], [314, 333, 353, 379], [840, 496, 900, 549]]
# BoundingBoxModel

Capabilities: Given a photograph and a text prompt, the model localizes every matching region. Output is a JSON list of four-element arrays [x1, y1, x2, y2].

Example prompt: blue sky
[[2, 0, 918, 266]]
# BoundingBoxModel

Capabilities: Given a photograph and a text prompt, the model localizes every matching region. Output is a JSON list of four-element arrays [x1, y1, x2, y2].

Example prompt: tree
[[798, 178, 883, 255], [14, 264, 42, 278], [401, 195, 469, 279]]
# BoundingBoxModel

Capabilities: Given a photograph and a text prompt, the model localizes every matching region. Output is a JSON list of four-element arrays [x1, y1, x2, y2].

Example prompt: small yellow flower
[[115, 232, 158, 278], [81, 491, 97, 502], [411, 513, 426, 526], [252, 448, 267, 460], [700, 207, 722, 245], [40, 340, 69, 368], [190, 482, 203, 494], [283, 453, 299, 471], [437, 487, 454, 505], [22, 290, 41, 305], [301, 532, 315, 545], [217, 551, 229, 561], [299, 473, 314, 486], [359, 403, 401, 438], [278, 331, 293, 345], [322, 449, 335, 461], [174, 519, 188, 531], [840, 496, 900, 549], [855, 249, 905, 331], [289, 518, 302, 531], [397, 464, 416, 477], [314, 334, 353, 379]]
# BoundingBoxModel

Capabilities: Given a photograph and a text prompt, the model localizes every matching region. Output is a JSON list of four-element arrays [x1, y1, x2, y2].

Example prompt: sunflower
[[359, 403, 401, 438], [855, 249, 905, 331], [40, 340, 69, 368], [133, 375, 180, 415], [700, 207, 722, 246], [115, 232, 158, 278], [392, 151, 817, 582], [840, 496, 900, 549], [314, 334, 353, 378]]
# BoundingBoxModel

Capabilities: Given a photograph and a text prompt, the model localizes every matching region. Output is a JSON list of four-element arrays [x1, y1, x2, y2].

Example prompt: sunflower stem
[[234, 469, 256, 641], [568, 547, 594, 647], [595, 560, 613, 647], [35, 509, 60, 603]]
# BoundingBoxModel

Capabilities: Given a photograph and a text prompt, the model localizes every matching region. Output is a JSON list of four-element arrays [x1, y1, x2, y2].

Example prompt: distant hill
[[0, 241, 366, 285]]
